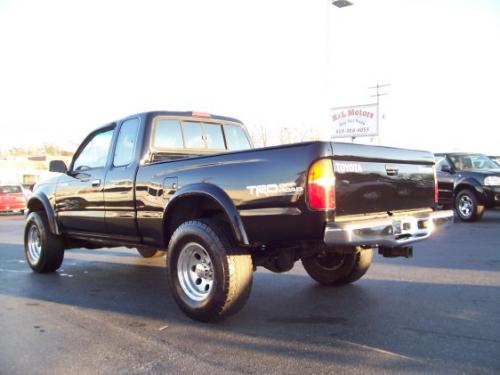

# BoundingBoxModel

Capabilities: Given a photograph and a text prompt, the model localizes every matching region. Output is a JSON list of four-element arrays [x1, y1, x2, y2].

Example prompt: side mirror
[[440, 164, 453, 173], [49, 160, 68, 174]]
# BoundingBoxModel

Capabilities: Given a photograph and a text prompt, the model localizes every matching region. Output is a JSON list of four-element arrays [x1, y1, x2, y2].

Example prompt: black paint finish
[[436, 153, 500, 208], [29, 111, 438, 250]]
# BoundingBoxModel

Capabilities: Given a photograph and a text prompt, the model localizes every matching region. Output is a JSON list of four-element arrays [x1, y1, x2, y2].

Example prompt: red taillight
[[307, 159, 336, 210], [433, 166, 439, 204]]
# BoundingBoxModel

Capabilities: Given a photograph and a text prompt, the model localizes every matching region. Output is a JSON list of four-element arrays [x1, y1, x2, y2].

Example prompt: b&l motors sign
[[330, 103, 378, 138]]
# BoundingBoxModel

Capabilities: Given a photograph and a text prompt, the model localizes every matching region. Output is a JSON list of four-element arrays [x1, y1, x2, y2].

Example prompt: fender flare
[[163, 183, 249, 246], [27, 193, 61, 235], [454, 178, 485, 203]]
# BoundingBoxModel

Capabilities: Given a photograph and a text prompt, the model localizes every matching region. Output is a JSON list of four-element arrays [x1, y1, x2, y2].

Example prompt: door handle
[[385, 165, 399, 176], [91, 179, 101, 187]]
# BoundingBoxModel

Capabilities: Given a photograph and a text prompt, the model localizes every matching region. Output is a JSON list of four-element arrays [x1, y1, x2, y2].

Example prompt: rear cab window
[[154, 120, 184, 148], [182, 122, 207, 149], [149, 116, 252, 162], [203, 123, 225, 149]]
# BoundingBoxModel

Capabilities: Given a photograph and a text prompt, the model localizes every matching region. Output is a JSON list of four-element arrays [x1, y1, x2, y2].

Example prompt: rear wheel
[[455, 188, 484, 222], [167, 219, 253, 322], [301, 248, 373, 286], [24, 211, 65, 273]]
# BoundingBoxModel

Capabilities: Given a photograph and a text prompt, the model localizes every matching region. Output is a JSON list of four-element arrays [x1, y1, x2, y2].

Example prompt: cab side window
[[114, 118, 140, 167], [73, 128, 114, 171]]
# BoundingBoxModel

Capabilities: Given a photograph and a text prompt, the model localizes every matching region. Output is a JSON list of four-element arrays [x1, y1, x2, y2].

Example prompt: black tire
[[167, 219, 253, 322], [301, 248, 373, 286], [454, 188, 484, 222], [24, 211, 65, 273], [137, 248, 164, 258]]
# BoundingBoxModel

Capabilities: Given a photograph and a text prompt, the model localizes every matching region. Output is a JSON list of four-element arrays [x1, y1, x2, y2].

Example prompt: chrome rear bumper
[[324, 210, 454, 248]]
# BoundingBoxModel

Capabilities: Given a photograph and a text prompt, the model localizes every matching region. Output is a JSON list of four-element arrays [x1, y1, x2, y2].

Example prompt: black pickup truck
[[24, 111, 453, 321]]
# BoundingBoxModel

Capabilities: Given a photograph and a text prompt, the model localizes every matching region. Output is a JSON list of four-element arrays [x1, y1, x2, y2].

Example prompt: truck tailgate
[[331, 143, 436, 216]]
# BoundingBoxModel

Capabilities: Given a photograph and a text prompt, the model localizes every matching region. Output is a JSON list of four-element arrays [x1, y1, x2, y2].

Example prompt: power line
[[369, 83, 390, 100]]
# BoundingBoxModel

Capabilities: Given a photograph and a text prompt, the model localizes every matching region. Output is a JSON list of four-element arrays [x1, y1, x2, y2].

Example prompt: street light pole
[[326, 0, 354, 142], [332, 0, 353, 8]]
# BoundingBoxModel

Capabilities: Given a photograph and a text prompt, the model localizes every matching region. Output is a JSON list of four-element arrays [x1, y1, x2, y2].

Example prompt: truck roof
[[140, 110, 244, 124], [88, 110, 245, 136]]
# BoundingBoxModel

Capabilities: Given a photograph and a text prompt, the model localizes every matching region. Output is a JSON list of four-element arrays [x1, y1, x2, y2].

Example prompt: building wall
[[0, 156, 72, 189]]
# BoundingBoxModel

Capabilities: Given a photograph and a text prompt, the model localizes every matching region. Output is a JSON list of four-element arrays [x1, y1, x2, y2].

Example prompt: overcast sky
[[0, 0, 499, 154]]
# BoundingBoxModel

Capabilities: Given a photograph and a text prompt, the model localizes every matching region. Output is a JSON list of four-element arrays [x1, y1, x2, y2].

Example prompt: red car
[[0, 185, 28, 214]]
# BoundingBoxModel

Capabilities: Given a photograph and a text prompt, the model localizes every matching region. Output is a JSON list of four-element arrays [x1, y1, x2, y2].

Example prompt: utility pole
[[369, 83, 390, 144]]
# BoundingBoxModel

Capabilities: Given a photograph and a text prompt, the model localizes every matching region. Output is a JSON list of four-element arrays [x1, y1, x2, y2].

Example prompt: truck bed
[[135, 141, 436, 246]]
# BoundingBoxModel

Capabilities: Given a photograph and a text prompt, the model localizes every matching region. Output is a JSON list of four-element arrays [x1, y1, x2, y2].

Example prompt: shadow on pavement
[[1, 249, 499, 373], [1, 211, 500, 373]]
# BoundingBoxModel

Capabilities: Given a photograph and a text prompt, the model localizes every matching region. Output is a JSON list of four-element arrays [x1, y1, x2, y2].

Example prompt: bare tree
[[256, 124, 270, 147], [44, 144, 62, 156], [279, 127, 293, 144], [247, 123, 271, 148], [297, 126, 322, 142]]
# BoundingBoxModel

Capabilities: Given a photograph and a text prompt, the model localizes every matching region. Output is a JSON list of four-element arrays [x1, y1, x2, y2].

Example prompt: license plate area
[[392, 220, 402, 235]]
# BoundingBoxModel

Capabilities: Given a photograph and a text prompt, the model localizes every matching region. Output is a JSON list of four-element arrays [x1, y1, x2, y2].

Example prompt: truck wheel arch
[[26, 194, 61, 236], [454, 179, 484, 204], [162, 183, 249, 247]]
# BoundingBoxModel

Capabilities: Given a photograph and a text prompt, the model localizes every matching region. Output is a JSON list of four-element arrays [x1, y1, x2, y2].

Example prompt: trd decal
[[246, 183, 304, 197]]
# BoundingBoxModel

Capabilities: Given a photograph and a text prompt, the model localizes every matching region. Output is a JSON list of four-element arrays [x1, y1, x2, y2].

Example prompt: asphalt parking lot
[[0, 212, 499, 374]]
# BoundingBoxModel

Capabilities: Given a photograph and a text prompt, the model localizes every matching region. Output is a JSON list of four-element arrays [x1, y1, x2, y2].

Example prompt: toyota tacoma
[[24, 111, 454, 321]]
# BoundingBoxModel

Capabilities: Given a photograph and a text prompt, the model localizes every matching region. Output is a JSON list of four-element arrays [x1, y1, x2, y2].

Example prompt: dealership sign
[[330, 103, 378, 138]]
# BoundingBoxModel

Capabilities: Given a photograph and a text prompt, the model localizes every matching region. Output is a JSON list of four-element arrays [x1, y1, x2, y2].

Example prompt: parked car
[[0, 184, 28, 214], [24, 111, 453, 321], [435, 153, 500, 221]]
